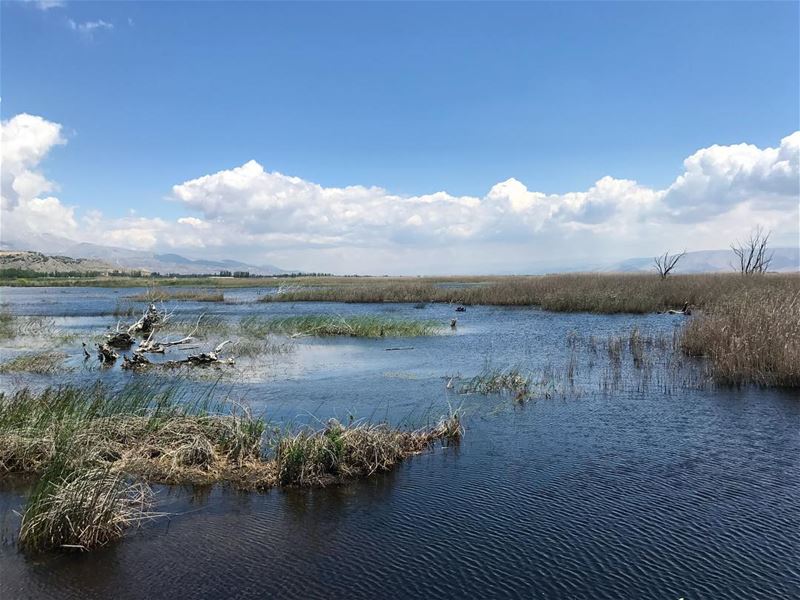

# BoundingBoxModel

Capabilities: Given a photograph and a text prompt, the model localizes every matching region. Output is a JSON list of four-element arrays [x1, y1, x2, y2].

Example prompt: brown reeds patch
[[681, 287, 800, 387], [19, 465, 154, 553], [274, 414, 462, 487], [261, 273, 798, 314]]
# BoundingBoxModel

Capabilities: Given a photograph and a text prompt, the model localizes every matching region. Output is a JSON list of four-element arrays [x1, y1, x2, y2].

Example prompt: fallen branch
[[127, 303, 168, 336], [123, 340, 235, 370], [135, 313, 204, 353]]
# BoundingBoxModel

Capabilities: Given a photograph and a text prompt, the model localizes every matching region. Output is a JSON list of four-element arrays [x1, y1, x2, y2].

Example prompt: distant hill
[[1, 229, 796, 276], [603, 247, 799, 274], [0, 251, 116, 275], [0, 233, 287, 276]]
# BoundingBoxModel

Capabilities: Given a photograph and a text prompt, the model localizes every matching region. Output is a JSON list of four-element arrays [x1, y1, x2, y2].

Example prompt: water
[[1, 287, 798, 599]]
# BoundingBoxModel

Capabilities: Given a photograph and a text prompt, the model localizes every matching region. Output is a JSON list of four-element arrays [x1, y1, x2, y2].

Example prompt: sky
[[1, 0, 798, 274]]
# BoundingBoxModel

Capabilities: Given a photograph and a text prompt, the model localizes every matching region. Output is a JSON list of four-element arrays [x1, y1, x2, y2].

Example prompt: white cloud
[[1, 113, 66, 210], [1, 111, 797, 273], [663, 131, 800, 221], [2, 196, 78, 237], [177, 217, 210, 229], [67, 19, 113, 36], [25, 0, 65, 10]]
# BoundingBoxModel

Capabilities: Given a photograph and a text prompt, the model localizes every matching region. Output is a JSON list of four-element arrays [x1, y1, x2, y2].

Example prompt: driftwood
[[97, 343, 119, 363], [180, 340, 234, 366], [106, 331, 135, 348], [135, 313, 204, 353], [123, 340, 234, 371], [121, 353, 152, 371], [127, 303, 166, 336]]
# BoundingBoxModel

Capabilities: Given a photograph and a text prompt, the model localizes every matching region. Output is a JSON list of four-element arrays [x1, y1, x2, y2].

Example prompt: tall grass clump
[[274, 414, 461, 486], [262, 315, 439, 337], [0, 384, 263, 480], [19, 462, 153, 553], [681, 288, 800, 387]]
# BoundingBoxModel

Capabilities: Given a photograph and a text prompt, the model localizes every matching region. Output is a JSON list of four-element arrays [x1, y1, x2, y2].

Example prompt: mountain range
[[1, 230, 797, 275], [0, 232, 286, 276]]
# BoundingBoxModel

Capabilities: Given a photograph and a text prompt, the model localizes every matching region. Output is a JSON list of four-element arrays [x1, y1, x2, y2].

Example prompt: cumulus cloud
[[1, 113, 65, 209], [663, 131, 800, 222], [0, 114, 79, 240], [1, 111, 797, 273]]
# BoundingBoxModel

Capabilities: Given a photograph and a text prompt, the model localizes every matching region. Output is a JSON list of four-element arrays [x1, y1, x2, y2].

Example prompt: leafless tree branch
[[653, 250, 686, 279]]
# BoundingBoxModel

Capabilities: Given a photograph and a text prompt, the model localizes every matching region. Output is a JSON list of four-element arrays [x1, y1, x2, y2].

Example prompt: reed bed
[[127, 289, 225, 303], [681, 288, 800, 387], [0, 384, 462, 552], [274, 415, 462, 486], [262, 273, 798, 314], [260, 315, 440, 337]]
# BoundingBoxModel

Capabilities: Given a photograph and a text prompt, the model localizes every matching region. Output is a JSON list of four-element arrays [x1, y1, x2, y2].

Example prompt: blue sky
[[1, 1, 798, 273]]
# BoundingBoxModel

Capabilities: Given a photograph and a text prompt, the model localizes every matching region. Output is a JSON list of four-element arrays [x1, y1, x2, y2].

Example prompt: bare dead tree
[[731, 226, 774, 275], [653, 250, 686, 280]]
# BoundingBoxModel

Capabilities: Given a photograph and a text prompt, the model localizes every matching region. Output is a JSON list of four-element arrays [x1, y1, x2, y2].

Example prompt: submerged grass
[[0, 351, 71, 375], [128, 289, 225, 303], [459, 367, 572, 401], [461, 368, 532, 401], [0, 309, 14, 340], [261, 315, 440, 337]]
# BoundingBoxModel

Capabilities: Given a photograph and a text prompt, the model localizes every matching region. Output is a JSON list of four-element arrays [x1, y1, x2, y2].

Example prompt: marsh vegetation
[[1, 270, 797, 561], [127, 289, 225, 303], [0, 384, 461, 553], [259, 272, 797, 313], [258, 315, 440, 338]]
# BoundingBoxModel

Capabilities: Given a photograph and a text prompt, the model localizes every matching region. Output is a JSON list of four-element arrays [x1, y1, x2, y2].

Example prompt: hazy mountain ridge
[[603, 247, 799, 274], [1, 230, 796, 275], [0, 251, 116, 274], [0, 233, 287, 275]]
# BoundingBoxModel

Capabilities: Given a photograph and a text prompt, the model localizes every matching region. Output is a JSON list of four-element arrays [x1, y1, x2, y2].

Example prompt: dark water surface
[[1, 287, 798, 599]]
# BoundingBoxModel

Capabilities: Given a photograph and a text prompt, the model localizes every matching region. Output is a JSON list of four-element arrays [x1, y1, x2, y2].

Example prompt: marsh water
[[1, 287, 798, 599]]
